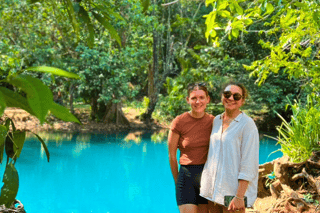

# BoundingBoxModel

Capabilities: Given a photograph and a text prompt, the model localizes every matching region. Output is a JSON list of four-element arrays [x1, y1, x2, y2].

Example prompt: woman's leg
[[208, 201, 223, 213], [179, 204, 198, 213], [179, 204, 208, 213], [177, 166, 199, 213], [198, 204, 208, 213]]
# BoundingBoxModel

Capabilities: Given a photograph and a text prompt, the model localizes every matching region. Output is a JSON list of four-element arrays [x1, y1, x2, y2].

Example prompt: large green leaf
[[4, 118, 16, 132], [94, 5, 124, 21], [25, 66, 80, 79], [264, 3, 274, 15], [92, 11, 121, 46], [7, 75, 53, 124], [5, 133, 14, 160], [0, 163, 19, 208], [0, 91, 6, 117], [64, 0, 79, 36], [0, 125, 7, 164], [50, 102, 81, 124], [79, 6, 95, 48], [32, 133, 50, 162], [12, 131, 26, 160], [0, 87, 35, 116]]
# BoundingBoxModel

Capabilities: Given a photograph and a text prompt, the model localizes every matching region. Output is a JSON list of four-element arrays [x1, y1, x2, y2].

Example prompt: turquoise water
[[259, 136, 283, 164], [2, 132, 282, 213]]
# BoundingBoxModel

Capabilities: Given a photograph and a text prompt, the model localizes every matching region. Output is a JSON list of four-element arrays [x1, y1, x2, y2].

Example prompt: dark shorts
[[176, 164, 208, 206]]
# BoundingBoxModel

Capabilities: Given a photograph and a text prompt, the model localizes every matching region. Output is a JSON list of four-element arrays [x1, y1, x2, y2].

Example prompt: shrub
[[273, 95, 320, 162]]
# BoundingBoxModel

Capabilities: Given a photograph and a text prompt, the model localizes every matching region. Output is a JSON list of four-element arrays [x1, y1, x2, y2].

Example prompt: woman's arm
[[238, 120, 259, 182], [228, 180, 249, 211], [168, 130, 180, 183], [229, 120, 259, 211]]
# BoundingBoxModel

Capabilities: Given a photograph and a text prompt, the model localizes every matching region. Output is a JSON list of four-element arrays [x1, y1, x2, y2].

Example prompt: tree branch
[[161, 0, 179, 7]]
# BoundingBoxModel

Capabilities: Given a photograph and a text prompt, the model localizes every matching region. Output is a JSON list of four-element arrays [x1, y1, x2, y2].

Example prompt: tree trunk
[[142, 0, 159, 124], [90, 96, 98, 120], [69, 83, 74, 114], [103, 102, 130, 126], [141, 1, 176, 124]]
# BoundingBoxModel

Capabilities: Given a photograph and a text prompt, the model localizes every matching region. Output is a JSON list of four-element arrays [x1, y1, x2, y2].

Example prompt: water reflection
[[151, 129, 169, 143], [124, 132, 142, 144], [73, 141, 91, 157], [28, 130, 169, 144]]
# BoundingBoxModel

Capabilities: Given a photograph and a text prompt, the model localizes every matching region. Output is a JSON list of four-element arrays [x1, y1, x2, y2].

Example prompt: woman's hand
[[227, 197, 245, 212]]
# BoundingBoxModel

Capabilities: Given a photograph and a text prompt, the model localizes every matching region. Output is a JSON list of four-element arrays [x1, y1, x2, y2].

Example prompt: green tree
[[142, 0, 213, 122], [203, 0, 320, 91]]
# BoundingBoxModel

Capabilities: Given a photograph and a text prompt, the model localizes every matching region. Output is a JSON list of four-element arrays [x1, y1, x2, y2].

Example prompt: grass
[[271, 96, 320, 162]]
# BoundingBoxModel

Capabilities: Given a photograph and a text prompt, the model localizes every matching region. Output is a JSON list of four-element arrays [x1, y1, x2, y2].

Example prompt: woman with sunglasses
[[200, 83, 259, 213], [168, 83, 214, 213]]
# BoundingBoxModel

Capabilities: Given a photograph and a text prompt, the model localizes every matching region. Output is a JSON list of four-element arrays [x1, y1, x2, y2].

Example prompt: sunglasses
[[188, 82, 206, 90], [223, 91, 243, 101]]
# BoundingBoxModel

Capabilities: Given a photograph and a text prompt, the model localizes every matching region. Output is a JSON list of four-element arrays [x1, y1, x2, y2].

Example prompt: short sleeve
[[170, 115, 181, 135]]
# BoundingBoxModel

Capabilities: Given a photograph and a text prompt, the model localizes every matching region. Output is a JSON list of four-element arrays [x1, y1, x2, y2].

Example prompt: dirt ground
[[1, 107, 167, 133], [0, 108, 287, 212]]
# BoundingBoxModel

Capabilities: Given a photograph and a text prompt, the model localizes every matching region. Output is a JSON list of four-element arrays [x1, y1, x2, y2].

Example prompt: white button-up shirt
[[200, 113, 259, 207]]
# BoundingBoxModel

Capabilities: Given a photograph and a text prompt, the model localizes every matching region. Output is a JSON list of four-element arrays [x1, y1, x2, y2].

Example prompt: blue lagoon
[[3, 131, 282, 213]]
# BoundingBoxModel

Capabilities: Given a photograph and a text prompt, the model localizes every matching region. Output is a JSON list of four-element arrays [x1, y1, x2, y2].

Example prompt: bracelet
[[235, 195, 244, 200]]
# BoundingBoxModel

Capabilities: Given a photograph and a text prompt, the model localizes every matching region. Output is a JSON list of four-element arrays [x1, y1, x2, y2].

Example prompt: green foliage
[[303, 193, 316, 203], [0, 163, 19, 208], [160, 45, 254, 119], [0, 118, 52, 208], [4, 133, 14, 160], [0, 64, 77, 213], [0, 87, 35, 115], [26, 66, 80, 79], [43, 0, 124, 47], [273, 95, 320, 163], [0, 3, 80, 203], [204, 0, 320, 90], [50, 102, 82, 125], [265, 171, 276, 188], [250, 70, 303, 119], [0, 126, 6, 164], [7, 75, 53, 124], [73, 43, 141, 121], [0, 0, 143, 208], [142, 96, 150, 109], [11, 131, 26, 160], [31, 132, 50, 162]]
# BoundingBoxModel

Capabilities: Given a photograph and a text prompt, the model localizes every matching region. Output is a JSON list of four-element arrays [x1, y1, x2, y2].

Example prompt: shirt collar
[[219, 112, 243, 122]]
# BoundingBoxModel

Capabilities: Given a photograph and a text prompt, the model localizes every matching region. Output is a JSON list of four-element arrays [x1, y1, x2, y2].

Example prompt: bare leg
[[198, 204, 208, 213], [208, 201, 223, 213], [179, 204, 198, 213]]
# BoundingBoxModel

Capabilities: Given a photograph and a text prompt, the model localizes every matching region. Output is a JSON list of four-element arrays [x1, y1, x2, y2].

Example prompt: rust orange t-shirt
[[171, 112, 214, 165]]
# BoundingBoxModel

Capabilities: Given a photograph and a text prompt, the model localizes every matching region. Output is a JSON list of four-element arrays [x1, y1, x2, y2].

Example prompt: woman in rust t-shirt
[[168, 83, 214, 213]]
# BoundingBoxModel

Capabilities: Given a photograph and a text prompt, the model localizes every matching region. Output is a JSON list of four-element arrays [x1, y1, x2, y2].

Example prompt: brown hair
[[187, 82, 209, 97], [221, 82, 248, 100]]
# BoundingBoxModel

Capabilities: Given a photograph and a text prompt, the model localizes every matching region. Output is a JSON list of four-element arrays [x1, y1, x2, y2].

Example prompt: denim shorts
[[176, 164, 208, 206]]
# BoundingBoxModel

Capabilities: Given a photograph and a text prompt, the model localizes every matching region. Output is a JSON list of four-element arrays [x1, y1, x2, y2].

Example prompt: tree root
[[260, 151, 320, 213], [292, 168, 320, 195]]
